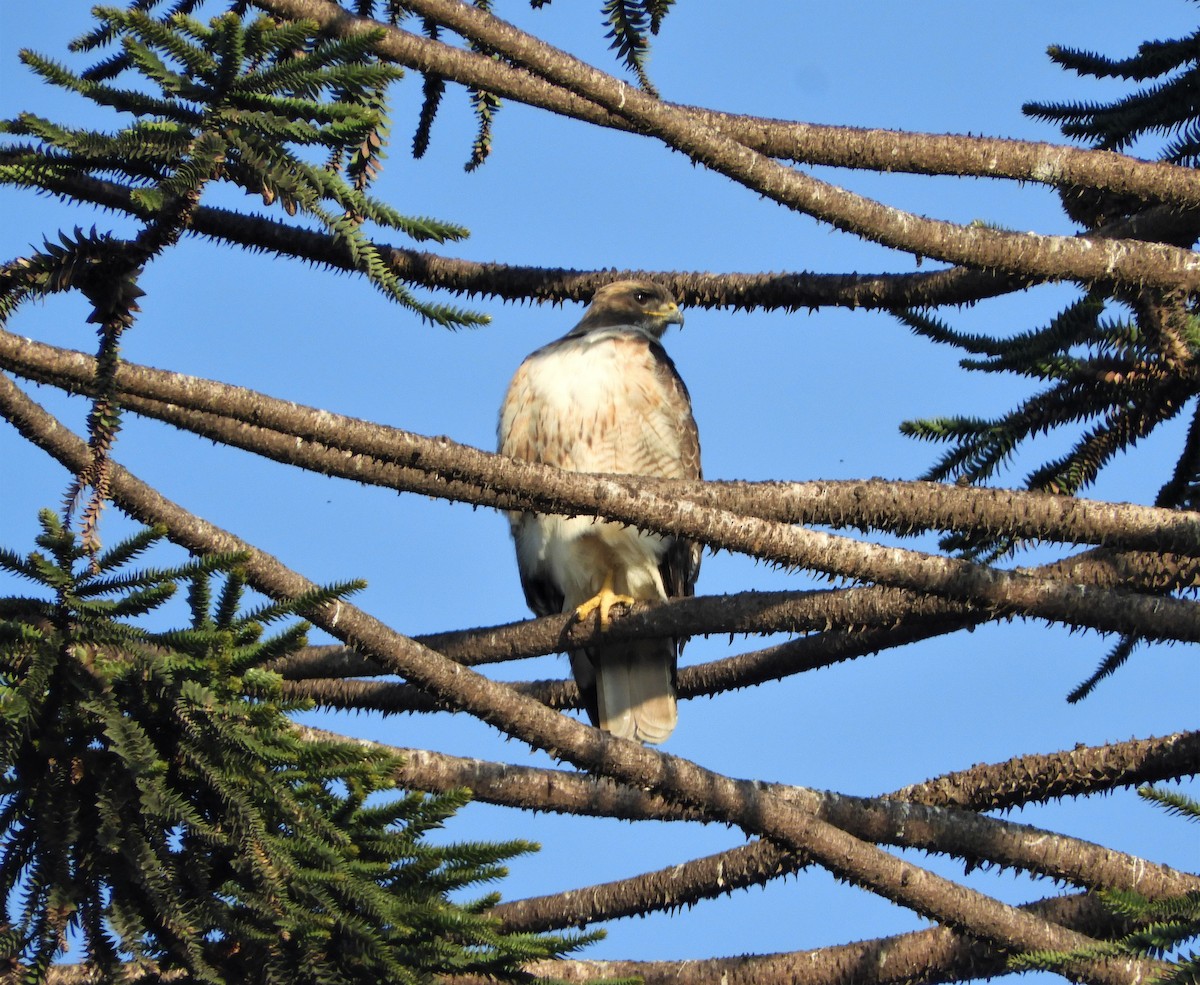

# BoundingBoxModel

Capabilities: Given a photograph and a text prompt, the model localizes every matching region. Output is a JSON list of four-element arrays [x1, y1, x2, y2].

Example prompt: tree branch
[[0, 374, 1156, 985], [237, 0, 1200, 213], [275, 535, 1192, 687], [4, 330, 1195, 554], [43, 894, 1137, 985], [275, 598, 964, 679], [62, 394, 1200, 640], [301, 725, 1200, 926], [257, 0, 1200, 292], [9, 159, 1197, 316], [307, 729, 1193, 985], [0, 160, 1034, 310], [1, 333, 1196, 645], [273, 589, 968, 675], [371, 732, 1199, 940], [505, 894, 1133, 985], [374, 730, 1200, 822]]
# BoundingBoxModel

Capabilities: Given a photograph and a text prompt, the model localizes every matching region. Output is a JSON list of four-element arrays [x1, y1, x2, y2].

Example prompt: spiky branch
[[2, 4, 1197, 982], [255, 0, 1200, 292], [0, 371, 1172, 985]]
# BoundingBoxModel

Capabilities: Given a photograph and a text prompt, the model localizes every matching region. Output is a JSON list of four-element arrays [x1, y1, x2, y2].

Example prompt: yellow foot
[[575, 579, 635, 630]]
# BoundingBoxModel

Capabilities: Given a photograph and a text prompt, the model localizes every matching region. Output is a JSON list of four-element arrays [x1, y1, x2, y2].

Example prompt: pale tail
[[595, 639, 677, 745]]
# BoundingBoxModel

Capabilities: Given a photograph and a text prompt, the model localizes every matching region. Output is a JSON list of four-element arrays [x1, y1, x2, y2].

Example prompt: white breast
[[500, 331, 679, 610]]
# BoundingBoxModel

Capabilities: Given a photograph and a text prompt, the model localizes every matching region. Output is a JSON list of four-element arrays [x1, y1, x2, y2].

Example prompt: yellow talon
[[574, 574, 635, 630]]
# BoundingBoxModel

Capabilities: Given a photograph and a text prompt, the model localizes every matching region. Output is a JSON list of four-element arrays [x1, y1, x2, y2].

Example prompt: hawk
[[498, 280, 701, 744]]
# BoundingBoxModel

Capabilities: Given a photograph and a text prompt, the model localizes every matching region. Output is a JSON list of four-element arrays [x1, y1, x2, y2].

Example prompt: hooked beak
[[653, 302, 684, 328]]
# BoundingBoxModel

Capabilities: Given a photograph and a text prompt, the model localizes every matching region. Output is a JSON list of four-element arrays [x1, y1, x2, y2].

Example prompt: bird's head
[[572, 280, 684, 340]]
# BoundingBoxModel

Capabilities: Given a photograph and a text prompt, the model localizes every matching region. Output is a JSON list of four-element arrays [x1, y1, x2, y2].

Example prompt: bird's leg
[[574, 571, 636, 630]]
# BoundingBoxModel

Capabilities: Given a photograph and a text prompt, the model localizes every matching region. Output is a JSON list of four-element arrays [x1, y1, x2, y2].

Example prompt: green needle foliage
[[897, 294, 1200, 504], [897, 8, 1200, 697], [598, 0, 672, 97], [0, 5, 486, 327], [1024, 14, 1200, 165], [900, 9, 1200, 512], [0, 510, 598, 983], [1007, 787, 1200, 985], [405, 0, 674, 161]]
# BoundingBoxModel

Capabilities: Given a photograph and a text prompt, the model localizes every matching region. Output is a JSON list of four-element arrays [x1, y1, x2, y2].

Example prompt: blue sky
[[1, 0, 1197, 967]]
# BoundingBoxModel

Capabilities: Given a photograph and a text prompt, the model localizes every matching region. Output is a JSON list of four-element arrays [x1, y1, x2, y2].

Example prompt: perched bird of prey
[[498, 280, 701, 744]]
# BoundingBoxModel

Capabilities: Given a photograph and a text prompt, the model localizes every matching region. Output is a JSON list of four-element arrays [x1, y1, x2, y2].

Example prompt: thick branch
[[4, 331, 1194, 554], [12, 165, 1197, 315], [509, 895, 1134, 985], [303, 726, 1200, 929], [0, 375, 1153, 985], [259, 0, 1200, 292], [87, 389, 1200, 640], [273, 590, 968, 675], [409, 733, 1199, 941], [275, 598, 965, 680], [238, 0, 1200, 213], [2, 334, 1196, 644], [42, 894, 1137, 985], [16, 323, 1199, 552], [277, 540, 1191, 712], [276, 611, 971, 716], [0, 163, 1031, 311], [377, 730, 1199, 823], [276, 539, 1190, 686]]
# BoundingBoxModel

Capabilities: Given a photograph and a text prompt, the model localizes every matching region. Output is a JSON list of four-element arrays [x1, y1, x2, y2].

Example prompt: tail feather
[[594, 639, 677, 745]]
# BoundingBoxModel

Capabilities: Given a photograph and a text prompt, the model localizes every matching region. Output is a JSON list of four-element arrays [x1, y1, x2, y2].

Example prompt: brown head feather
[[568, 280, 683, 339]]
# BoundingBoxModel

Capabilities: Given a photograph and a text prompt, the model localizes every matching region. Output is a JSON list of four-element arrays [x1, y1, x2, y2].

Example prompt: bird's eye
[[634, 291, 651, 304]]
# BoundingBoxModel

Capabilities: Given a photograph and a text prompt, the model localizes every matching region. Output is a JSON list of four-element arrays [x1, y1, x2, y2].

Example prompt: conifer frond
[[1162, 117, 1200, 168], [0, 515, 598, 981], [897, 306, 1007, 355], [20, 48, 200, 120], [121, 34, 195, 96], [410, 0, 674, 165], [1139, 785, 1200, 823], [492, 0, 672, 100], [901, 292, 1197, 508], [118, 9, 221, 81], [1024, 380, 1184, 493], [1156, 401, 1200, 510], [1067, 634, 1141, 703], [241, 15, 317, 66], [1046, 30, 1200, 82], [72, 554, 246, 602], [239, 579, 366, 627], [602, 0, 661, 96], [1026, 23, 1200, 159], [0, 546, 50, 583], [904, 0, 1197, 677], [89, 523, 167, 573], [465, 85, 500, 171], [3, 6, 487, 327], [646, 0, 675, 34], [212, 564, 247, 628], [344, 77, 391, 190], [901, 274, 1198, 588], [410, 16, 446, 161]]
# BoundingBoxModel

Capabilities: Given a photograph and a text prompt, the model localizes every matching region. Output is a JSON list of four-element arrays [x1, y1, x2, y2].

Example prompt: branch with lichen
[[249, 0, 1200, 212], [3, 322, 1197, 563], [297, 725, 1200, 929], [0, 374, 1170, 985], [254, 0, 1200, 294], [1, 331, 1195, 647], [273, 546, 1190, 711], [497, 893, 1136, 985], [7, 157, 1196, 317]]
